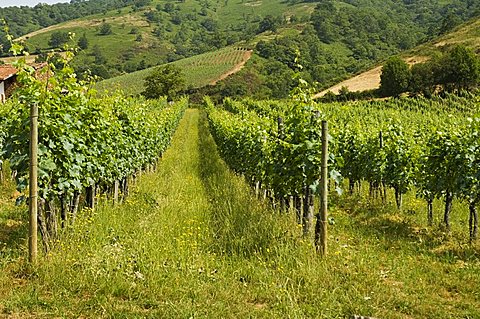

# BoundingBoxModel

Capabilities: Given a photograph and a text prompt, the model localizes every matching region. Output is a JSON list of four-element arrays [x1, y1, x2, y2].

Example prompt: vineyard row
[[1, 84, 187, 250], [205, 94, 480, 241]]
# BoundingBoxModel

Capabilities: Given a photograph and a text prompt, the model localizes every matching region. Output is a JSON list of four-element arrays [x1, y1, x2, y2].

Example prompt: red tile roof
[[0, 65, 18, 81]]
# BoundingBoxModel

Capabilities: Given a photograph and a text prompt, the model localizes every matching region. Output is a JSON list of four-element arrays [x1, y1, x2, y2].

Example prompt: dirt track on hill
[[209, 50, 253, 85], [314, 56, 429, 98]]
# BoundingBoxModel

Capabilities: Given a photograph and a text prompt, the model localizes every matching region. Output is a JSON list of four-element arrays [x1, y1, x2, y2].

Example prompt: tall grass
[[0, 109, 479, 318]]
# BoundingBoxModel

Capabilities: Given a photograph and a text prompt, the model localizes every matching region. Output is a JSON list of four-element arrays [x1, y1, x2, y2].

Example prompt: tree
[[98, 23, 112, 35], [163, 2, 175, 12], [258, 15, 281, 33], [439, 45, 480, 91], [409, 62, 436, 96], [143, 64, 186, 101], [201, 18, 218, 32], [90, 64, 110, 79], [92, 45, 106, 65], [338, 86, 351, 101], [77, 33, 88, 50], [380, 56, 410, 97], [48, 31, 69, 48], [439, 12, 462, 35], [134, 0, 151, 9], [311, 1, 338, 43]]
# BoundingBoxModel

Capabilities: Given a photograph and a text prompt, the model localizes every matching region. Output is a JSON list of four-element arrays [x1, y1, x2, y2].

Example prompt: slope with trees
[[4, 0, 479, 94], [6, 0, 313, 81], [198, 0, 480, 101], [379, 45, 480, 97]]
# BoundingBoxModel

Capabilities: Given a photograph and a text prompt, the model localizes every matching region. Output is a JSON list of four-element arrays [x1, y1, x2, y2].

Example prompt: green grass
[[23, 12, 168, 69], [406, 16, 480, 59], [1, 109, 479, 318], [214, 0, 314, 27], [96, 47, 251, 95], [0, 163, 27, 306]]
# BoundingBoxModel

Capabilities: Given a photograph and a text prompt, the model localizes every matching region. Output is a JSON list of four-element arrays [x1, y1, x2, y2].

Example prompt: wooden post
[[469, 199, 478, 242], [303, 187, 314, 236], [427, 198, 433, 226], [380, 131, 387, 202], [444, 190, 453, 232], [71, 191, 80, 224], [29, 102, 39, 264], [288, 195, 294, 214], [277, 117, 284, 140], [86, 184, 96, 210], [315, 120, 328, 256], [113, 180, 119, 204], [294, 195, 302, 225]]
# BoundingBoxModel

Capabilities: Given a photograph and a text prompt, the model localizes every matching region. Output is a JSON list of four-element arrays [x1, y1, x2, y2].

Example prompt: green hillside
[[3, 0, 480, 100], [18, 0, 315, 80], [96, 46, 252, 95], [312, 15, 480, 98], [411, 17, 480, 56], [202, 4, 480, 100]]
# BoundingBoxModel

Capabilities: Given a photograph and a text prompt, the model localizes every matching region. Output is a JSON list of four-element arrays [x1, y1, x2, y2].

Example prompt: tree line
[[380, 45, 480, 97]]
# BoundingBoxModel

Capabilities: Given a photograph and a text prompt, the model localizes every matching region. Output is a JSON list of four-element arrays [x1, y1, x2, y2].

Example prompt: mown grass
[[0, 109, 479, 318]]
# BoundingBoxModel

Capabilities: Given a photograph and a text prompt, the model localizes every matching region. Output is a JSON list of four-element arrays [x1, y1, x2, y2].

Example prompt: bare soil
[[209, 50, 253, 85], [314, 56, 429, 98]]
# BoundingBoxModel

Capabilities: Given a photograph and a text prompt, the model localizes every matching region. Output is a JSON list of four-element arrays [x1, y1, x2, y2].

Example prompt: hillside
[[182, 0, 480, 100], [2, 0, 480, 101], [96, 46, 253, 95], [315, 16, 480, 97], [15, 0, 315, 80]]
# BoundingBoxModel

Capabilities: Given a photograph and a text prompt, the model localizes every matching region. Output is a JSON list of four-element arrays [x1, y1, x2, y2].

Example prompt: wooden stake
[[113, 180, 119, 204], [277, 117, 284, 140], [29, 102, 38, 264], [315, 120, 328, 256], [86, 184, 96, 210], [427, 198, 433, 226], [303, 187, 313, 236], [379, 131, 386, 203]]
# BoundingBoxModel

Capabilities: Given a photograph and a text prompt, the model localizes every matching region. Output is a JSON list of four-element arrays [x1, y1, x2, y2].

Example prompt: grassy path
[[0, 109, 291, 318], [1, 109, 479, 318]]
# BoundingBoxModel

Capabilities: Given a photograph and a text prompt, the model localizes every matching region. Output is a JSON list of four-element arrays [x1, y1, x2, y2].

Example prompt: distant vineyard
[[205, 92, 480, 241], [96, 47, 252, 96]]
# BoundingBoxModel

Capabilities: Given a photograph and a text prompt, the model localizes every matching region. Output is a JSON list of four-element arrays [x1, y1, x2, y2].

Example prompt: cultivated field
[[96, 47, 253, 95]]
